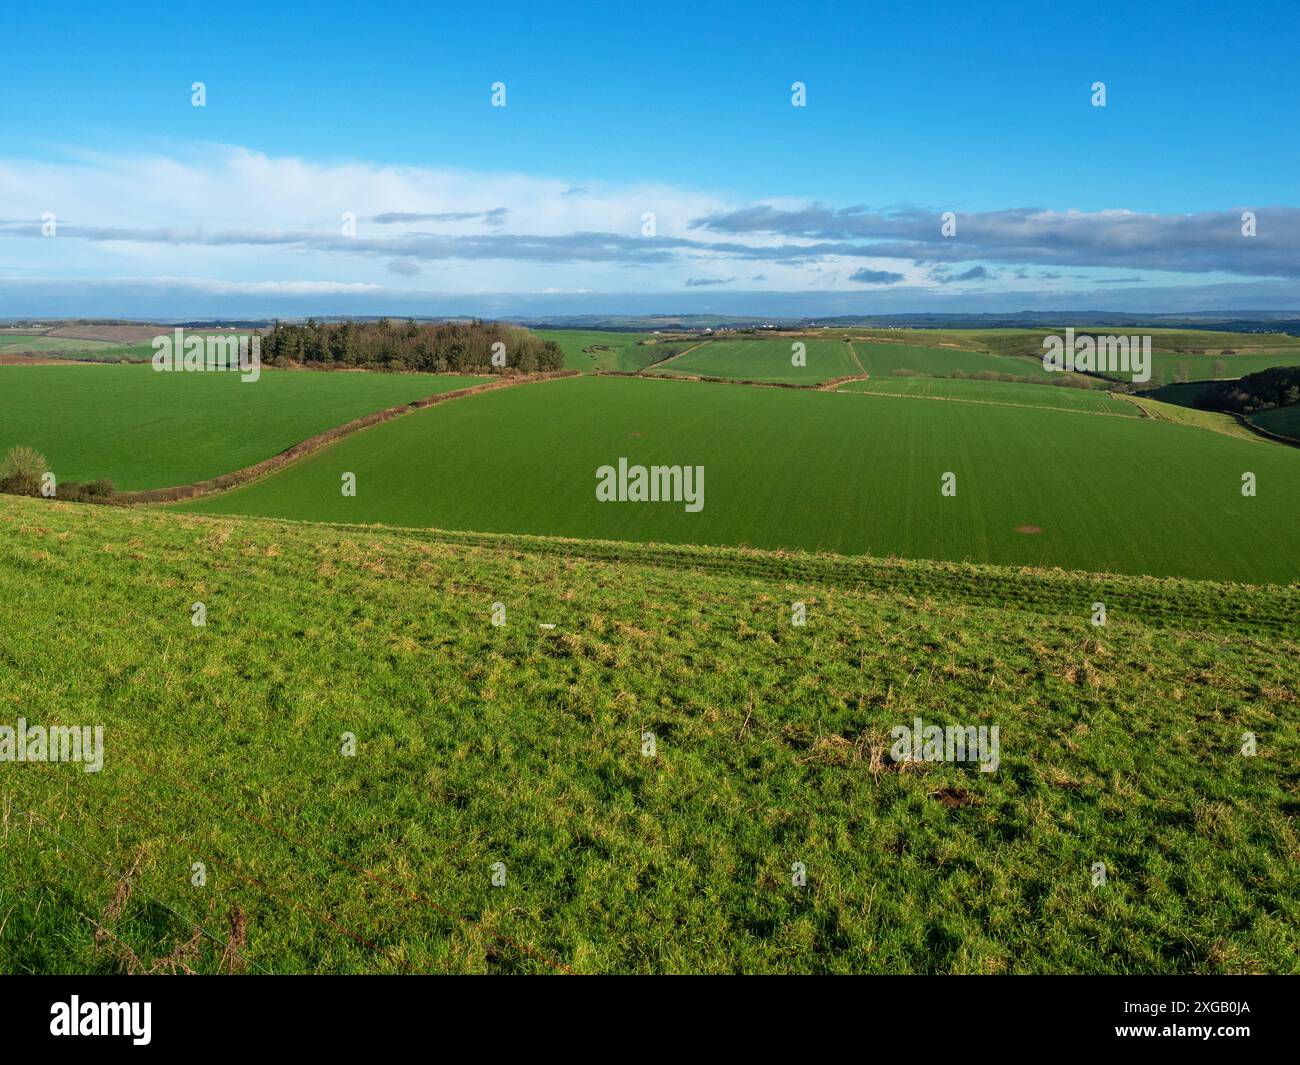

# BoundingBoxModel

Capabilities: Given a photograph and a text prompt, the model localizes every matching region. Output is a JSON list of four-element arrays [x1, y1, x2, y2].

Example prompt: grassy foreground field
[[0, 364, 486, 490], [178, 375, 1300, 583], [1, 495, 1297, 974]]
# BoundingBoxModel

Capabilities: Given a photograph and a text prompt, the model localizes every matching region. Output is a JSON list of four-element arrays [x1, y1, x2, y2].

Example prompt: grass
[[1122, 395, 1262, 443], [823, 329, 1300, 385], [0, 363, 486, 490], [646, 338, 860, 384], [2, 495, 1297, 974], [1136, 353, 1300, 387], [176, 374, 1300, 583], [536, 329, 691, 373], [836, 376, 1137, 416], [904, 327, 1300, 359]]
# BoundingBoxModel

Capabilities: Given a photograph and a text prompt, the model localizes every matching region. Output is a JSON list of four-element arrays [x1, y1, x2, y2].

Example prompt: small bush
[[0, 446, 48, 496]]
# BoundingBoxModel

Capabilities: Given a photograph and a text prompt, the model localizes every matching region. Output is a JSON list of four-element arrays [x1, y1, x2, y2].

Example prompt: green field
[[1133, 353, 1300, 387], [176, 375, 1300, 582], [647, 336, 1074, 384], [1126, 395, 1259, 443], [836, 376, 1137, 416], [536, 329, 691, 372], [851, 342, 1062, 381], [3, 495, 1297, 974], [1250, 404, 1300, 442], [0, 364, 486, 490], [647, 338, 861, 383], [823, 328, 1300, 386], [901, 327, 1300, 360]]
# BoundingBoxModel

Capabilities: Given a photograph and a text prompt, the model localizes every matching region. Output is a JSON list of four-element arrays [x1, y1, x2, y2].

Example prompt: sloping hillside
[[2, 496, 1296, 973]]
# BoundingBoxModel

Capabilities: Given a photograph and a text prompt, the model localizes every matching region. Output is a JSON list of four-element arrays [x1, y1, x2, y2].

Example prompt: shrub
[[0, 445, 48, 496]]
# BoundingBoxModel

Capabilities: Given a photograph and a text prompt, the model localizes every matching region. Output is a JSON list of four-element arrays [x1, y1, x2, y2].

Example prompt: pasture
[[536, 329, 690, 373], [3, 495, 1297, 974], [0, 363, 486, 490], [176, 374, 1300, 582]]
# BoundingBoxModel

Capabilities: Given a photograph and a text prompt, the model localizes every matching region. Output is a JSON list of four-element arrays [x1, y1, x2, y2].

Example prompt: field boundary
[[637, 339, 710, 373], [819, 374, 871, 391], [117, 371, 579, 505], [846, 340, 866, 374], [1236, 411, 1300, 449], [608, 369, 849, 391], [1118, 393, 1279, 444]]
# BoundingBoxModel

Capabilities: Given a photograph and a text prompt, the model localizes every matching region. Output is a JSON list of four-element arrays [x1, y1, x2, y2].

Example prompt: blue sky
[[3, 0, 1298, 317]]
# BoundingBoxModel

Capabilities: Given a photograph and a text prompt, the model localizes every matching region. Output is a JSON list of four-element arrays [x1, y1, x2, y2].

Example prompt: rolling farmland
[[0, 363, 486, 490], [5, 324, 1300, 980], [9, 0, 1300, 990], [176, 374, 1300, 582]]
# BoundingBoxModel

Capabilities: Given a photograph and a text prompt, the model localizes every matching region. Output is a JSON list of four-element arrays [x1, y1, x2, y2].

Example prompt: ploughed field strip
[[2, 496, 1297, 973], [0, 334, 122, 354], [0, 364, 487, 491], [177, 374, 1300, 583]]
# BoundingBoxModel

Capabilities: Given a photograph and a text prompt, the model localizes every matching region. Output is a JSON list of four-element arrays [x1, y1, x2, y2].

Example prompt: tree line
[[1196, 366, 1300, 415], [257, 319, 564, 374]]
